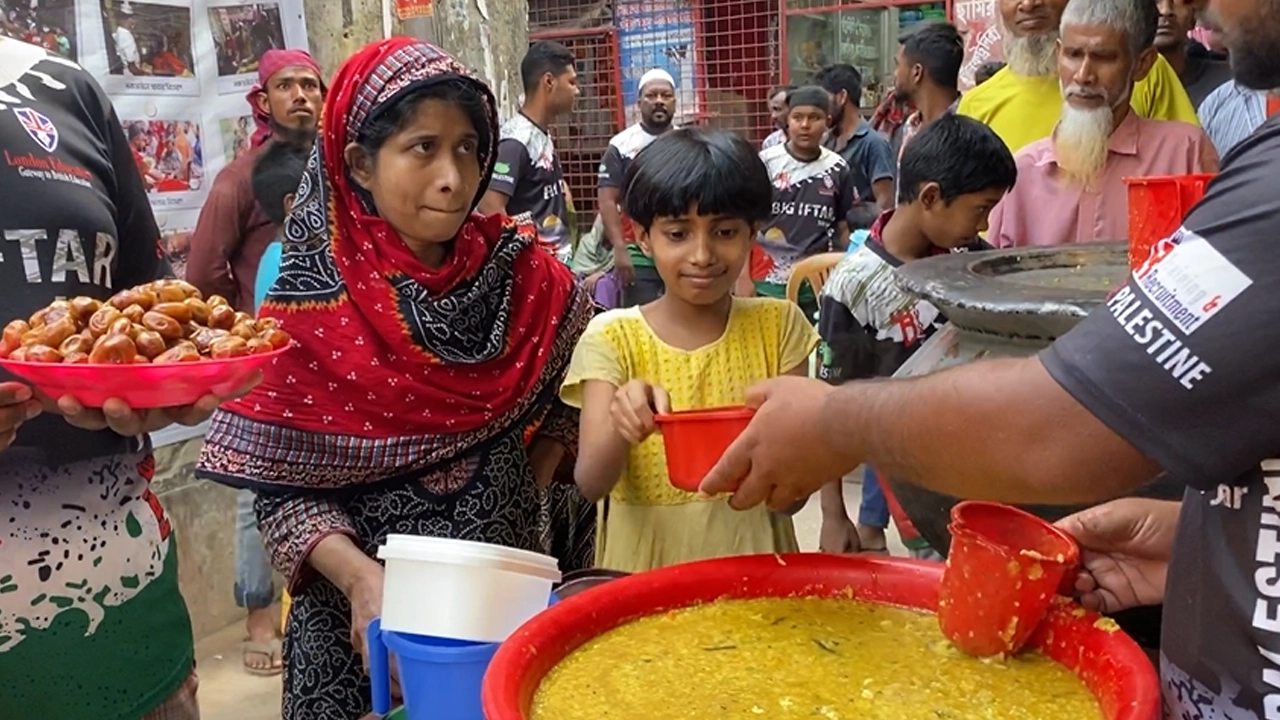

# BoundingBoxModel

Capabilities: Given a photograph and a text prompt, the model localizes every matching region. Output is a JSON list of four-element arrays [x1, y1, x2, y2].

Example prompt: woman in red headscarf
[[197, 38, 596, 717]]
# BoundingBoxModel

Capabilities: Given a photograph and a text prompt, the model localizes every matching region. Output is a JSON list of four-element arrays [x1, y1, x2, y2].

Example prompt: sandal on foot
[[242, 639, 283, 676]]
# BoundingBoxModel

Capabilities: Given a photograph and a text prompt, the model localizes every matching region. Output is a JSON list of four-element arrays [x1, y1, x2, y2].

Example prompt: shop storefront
[[782, 0, 951, 106]]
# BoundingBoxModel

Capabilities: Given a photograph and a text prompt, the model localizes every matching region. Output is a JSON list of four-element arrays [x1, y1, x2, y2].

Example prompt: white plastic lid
[[377, 535, 562, 583]]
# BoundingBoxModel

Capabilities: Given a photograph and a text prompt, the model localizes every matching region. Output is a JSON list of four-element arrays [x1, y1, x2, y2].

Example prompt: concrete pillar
[[397, 0, 530, 121]]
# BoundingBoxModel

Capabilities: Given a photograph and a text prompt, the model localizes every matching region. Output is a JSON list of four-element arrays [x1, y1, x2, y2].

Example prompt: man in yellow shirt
[[958, 0, 1199, 152]]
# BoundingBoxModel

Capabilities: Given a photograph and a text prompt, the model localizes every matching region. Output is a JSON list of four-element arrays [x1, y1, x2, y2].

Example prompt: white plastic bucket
[[376, 535, 562, 643]]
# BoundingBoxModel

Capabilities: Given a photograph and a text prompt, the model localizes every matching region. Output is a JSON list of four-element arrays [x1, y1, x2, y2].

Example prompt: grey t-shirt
[[1040, 114, 1280, 718]]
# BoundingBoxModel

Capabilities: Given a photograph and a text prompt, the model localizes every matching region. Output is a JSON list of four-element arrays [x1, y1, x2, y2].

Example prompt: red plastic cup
[[1124, 174, 1214, 271], [937, 501, 1080, 657], [653, 407, 754, 493]]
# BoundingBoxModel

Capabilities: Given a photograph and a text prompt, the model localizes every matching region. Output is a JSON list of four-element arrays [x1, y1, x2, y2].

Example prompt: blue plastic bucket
[[369, 618, 499, 720], [369, 593, 559, 719]]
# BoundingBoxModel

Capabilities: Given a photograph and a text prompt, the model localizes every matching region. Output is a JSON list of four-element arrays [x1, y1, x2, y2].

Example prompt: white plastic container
[[376, 535, 562, 643]]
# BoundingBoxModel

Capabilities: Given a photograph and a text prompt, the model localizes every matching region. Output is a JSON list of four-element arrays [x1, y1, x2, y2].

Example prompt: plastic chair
[[785, 252, 844, 306]]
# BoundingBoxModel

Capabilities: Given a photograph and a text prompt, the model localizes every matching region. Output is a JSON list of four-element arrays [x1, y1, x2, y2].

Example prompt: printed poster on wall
[[615, 0, 701, 126], [0, 0, 309, 279], [954, 0, 1002, 91]]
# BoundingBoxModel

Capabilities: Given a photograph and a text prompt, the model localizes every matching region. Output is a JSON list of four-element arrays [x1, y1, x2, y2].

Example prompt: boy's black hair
[[623, 127, 773, 231], [899, 22, 964, 90], [787, 85, 831, 112], [847, 201, 880, 231], [251, 140, 310, 227], [974, 60, 1006, 85], [814, 63, 862, 106], [898, 114, 1016, 204], [521, 41, 576, 94]]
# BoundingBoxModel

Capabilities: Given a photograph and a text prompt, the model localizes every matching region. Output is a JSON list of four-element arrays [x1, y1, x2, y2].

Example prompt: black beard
[[1228, 35, 1280, 90], [269, 118, 318, 147]]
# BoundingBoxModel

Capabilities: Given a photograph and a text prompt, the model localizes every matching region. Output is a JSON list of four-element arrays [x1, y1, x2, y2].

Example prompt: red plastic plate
[[0, 344, 290, 408]]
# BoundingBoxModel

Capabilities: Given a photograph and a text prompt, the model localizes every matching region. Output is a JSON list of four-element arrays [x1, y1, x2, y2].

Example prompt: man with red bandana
[[187, 49, 324, 312], [186, 48, 324, 676]]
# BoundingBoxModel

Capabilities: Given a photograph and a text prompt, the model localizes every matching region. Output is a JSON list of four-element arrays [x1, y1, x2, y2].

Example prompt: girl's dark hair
[[787, 85, 831, 112], [355, 77, 491, 162], [898, 114, 1017, 204], [251, 140, 310, 226], [623, 127, 772, 231]]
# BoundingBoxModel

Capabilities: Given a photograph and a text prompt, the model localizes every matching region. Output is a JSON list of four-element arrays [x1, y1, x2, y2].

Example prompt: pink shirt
[[987, 112, 1219, 248]]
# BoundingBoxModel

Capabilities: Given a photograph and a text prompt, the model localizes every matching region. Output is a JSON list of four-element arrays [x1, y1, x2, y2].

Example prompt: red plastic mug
[[654, 407, 754, 493], [1124, 174, 1214, 271], [937, 501, 1080, 657]]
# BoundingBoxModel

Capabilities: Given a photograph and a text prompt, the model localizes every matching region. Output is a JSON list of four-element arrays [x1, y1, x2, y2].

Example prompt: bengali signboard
[[954, 0, 1003, 91]]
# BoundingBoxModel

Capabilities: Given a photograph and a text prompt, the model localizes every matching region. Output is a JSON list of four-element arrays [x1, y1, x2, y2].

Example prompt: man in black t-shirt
[[0, 38, 253, 720], [480, 40, 579, 265], [699, 0, 1280, 710]]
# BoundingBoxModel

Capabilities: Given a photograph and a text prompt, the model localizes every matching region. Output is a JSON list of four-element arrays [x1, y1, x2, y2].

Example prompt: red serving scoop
[[937, 501, 1081, 657]]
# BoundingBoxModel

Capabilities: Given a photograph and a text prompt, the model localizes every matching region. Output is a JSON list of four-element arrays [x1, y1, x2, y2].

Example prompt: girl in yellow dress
[[561, 128, 820, 573]]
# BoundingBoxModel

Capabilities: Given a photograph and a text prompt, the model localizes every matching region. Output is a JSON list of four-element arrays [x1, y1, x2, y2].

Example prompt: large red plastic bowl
[[482, 554, 1160, 720], [1124, 173, 1214, 270], [0, 344, 289, 408]]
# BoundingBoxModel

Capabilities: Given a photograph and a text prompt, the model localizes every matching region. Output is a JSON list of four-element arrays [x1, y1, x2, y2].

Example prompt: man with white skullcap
[[596, 68, 677, 307]]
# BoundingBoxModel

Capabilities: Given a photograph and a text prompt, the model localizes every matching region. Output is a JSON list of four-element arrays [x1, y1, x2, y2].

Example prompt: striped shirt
[[761, 128, 786, 150], [1197, 80, 1269, 157]]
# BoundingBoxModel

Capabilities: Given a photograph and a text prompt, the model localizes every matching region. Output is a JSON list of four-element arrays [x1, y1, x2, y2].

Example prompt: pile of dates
[[0, 279, 291, 364]]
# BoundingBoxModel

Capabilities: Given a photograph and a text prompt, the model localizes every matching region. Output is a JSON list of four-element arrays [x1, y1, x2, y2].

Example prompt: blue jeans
[[235, 489, 275, 610], [858, 465, 890, 529]]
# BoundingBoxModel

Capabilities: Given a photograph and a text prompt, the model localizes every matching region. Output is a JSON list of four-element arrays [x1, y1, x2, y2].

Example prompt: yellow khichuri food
[[531, 597, 1102, 720]]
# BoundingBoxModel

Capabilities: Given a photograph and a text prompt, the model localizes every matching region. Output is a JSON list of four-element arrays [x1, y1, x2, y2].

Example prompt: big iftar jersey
[[755, 144, 857, 285], [958, 54, 1199, 154], [598, 122, 662, 270], [1038, 113, 1280, 718], [0, 40, 192, 720], [491, 113, 572, 264]]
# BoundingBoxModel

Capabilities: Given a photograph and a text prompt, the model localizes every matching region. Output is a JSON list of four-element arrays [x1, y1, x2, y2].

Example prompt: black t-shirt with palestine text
[[1040, 114, 1280, 718]]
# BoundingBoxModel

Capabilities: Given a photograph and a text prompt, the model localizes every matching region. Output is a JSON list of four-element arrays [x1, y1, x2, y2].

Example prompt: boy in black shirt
[[815, 115, 1016, 557]]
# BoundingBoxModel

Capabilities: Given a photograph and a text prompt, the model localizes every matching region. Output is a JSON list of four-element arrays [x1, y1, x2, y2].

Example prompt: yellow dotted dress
[[560, 297, 820, 573]]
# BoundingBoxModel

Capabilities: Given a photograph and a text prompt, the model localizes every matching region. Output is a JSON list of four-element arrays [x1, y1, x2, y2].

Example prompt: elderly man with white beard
[[959, 0, 1200, 154], [985, 0, 1218, 249]]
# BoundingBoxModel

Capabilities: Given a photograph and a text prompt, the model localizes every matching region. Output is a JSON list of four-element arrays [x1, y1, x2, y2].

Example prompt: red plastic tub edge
[[653, 406, 756, 424], [481, 553, 1160, 720]]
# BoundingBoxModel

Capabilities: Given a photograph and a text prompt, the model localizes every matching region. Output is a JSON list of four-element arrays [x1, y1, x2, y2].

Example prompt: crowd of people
[[0, 0, 72, 59], [210, 4, 284, 76], [2, 0, 1280, 713], [123, 119, 203, 193]]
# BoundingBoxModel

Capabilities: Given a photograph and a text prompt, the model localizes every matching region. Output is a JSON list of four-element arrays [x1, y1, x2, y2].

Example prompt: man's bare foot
[[857, 525, 889, 554], [243, 606, 283, 676]]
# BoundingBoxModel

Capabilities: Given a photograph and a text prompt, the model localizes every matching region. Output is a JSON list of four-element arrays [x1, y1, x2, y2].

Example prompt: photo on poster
[[161, 226, 192, 280], [99, 0, 199, 96], [218, 114, 255, 164], [121, 118, 205, 210], [209, 3, 284, 79], [0, 0, 78, 61]]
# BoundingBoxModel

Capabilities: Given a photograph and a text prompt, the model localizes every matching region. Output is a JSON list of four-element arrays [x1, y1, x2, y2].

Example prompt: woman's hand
[[0, 382, 43, 453], [53, 370, 262, 436], [345, 562, 385, 674], [1055, 498, 1181, 613], [611, 380, 670, 445]]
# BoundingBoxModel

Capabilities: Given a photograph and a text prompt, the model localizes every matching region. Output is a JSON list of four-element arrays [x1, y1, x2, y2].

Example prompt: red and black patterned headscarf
[[198, 37, 593, 490]]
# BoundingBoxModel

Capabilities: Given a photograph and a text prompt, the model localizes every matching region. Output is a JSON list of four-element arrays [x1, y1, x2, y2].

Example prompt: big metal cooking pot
[[888, 242, 1182, 647]]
